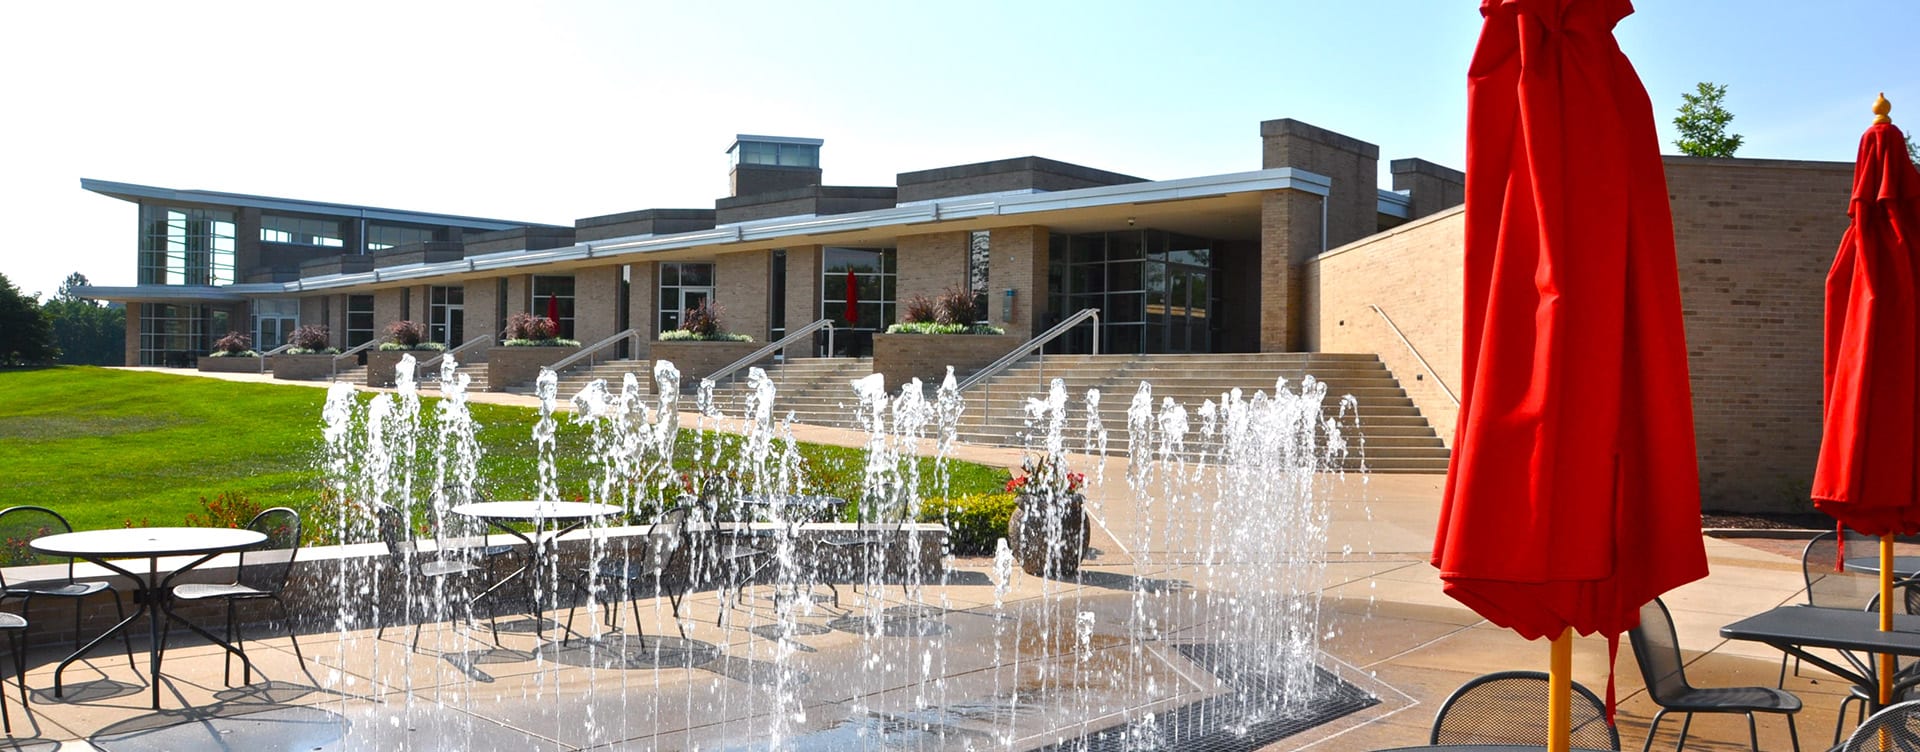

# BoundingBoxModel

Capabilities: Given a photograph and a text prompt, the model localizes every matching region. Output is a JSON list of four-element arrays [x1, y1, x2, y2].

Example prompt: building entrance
[[1049, 230, 1215, 354]]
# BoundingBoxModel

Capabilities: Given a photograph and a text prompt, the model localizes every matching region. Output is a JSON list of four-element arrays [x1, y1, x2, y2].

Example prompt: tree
[[42, 272, 124, 366], [1673, 81, 1744, 157], [0, 272, 57, 366]]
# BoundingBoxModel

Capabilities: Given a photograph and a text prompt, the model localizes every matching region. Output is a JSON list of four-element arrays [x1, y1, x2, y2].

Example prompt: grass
[[0, 366, 1009, 534]]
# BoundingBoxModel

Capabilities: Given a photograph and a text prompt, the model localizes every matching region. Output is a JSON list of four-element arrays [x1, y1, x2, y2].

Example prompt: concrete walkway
[[17, 367, 1837, 750]]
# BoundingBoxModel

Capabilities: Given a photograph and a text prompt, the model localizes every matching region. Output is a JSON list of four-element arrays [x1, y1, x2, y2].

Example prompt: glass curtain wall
[[346, 295, 375, 348], [530, 275, 575, 339], [139, 303, 209, 366], [1047, 230, 1215, 354], [430, 286, 464, 345], [139, 206, 236, 286], [658, 262, 715, 333], [821, 247, 895, 356]]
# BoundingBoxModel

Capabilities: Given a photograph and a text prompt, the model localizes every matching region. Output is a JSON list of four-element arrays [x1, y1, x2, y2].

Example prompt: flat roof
[[80, 178, 561, 231]]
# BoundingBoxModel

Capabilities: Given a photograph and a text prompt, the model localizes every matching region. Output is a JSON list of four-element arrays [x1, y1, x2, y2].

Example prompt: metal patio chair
[[0, 505, 135, 672], [169, 506, 303, 685], [566, 505, 693, 644], [1629, 596, 1801, 751], [1430, 670, 1620, 750], [1839, 698, 1920, 751]]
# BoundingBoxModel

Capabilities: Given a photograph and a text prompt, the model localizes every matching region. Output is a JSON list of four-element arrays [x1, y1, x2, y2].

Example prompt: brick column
[[626, 262, 656, 359], [464, 279, 500, 345], [1260, 118, 1379, 248], [1259, 189, 1327, 352], [572, 265, 621, 346], [715, 250, 771, 342], [123, 303, 141, 365], [987, 226, 1049, 338], [1391, 158, 1466, 220], [783, 246, 821, 356]]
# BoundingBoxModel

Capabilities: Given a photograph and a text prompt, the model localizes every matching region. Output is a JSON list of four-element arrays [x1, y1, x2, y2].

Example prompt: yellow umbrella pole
[[1882, 533, 1895, 707], [1550, 627, 1572, 752]]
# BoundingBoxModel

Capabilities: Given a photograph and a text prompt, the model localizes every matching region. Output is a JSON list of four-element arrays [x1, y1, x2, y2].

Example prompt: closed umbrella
[[1434, 1, 1708, 748], [1812, 94, 1920, 708], [545, 293, 560, 326]]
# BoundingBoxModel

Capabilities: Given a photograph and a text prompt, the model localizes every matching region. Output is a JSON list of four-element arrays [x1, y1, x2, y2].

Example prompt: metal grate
[[1033, 643, 1379, 752]]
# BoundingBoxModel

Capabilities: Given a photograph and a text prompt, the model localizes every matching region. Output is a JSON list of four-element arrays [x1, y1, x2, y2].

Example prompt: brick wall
[[1260, 190, 1326, 351], [1305, 206, 1466, 444], [1306, 156, 1854, 513], [1261, 118, 1379, 249], [784, 247, 821, 345], [373, 288, 406, 338], [626, 261, 656, 359], [897, 231, 968, 307], [1666, 156, 1851, 511], [464, 279, 500, 350], [715, 250, 771, 341]]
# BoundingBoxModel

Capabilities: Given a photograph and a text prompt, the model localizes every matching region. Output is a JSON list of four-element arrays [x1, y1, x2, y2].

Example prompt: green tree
[[42, 272, 125, 366], [1673, 81, 1744, 157], [0, 272, 57, 366]]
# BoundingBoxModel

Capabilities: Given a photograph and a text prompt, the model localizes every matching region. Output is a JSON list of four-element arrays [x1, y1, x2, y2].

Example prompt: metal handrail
[[544, 328, 642, 375], [704, 318, 836, 390], [955, 308, 1100, 392], [1368, 303, 1459, 406], [329, 340, 379, 377], [418, 334, 492, 373], [256, 343, 293, 373]]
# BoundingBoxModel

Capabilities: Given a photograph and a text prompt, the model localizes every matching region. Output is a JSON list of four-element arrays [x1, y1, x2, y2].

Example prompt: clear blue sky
[[2, 0, 1914, 297]]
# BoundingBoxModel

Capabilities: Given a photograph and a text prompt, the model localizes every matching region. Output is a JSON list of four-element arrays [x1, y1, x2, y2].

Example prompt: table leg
[[50, 557, 148, 702]]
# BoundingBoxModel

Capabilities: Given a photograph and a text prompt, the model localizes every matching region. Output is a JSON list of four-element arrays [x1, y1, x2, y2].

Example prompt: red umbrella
[[1434, 0, 1707, 744], [844, 270, 859, 326], [545, 294, 560, 330], [1812, 94, 1920, 706]]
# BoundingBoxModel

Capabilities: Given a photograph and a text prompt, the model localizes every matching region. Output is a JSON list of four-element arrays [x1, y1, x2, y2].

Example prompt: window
[[139, 206, 235, 286], [139, 303, 208, 366], [531, 275, 576, 340], [658, 262, 715, 333], [346, 295, 375, 348], [968, 230, 991, 324], [260, 214, 344, 248], [730, 140, 819, 168], [366, 224, 437, 253], [821, 247, 896, 330], [430, 286, 464, 344]]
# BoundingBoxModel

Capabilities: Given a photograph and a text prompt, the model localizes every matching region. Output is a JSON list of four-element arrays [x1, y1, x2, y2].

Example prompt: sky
[[2, 0, 1915, 299]]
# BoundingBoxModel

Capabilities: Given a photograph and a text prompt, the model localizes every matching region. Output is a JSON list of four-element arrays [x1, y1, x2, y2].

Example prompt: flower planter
[[1005, 492, 1090, 577], [872, 333, 1025, 390], [650, 340, 766, 383], [271, 353, 340, 381], [486, 345, 581, 392], [197, 355, 265, 374], [366, 350, 442, 388]]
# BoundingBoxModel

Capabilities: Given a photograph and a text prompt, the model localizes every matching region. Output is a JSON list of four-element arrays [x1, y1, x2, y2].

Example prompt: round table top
[[452, 501, 623, 522], [32, 527, 268, 558], [733, 494, 845, 508], [1844, 554, 1920, 577]]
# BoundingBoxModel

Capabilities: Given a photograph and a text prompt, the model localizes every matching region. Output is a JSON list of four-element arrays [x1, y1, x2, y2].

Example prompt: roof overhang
[[242, 167, 1331, 294], [80, 178, 558, 231], [72, 284, 286, 304]]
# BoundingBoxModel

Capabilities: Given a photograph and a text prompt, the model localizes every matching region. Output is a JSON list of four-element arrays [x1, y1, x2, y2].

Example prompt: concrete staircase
[[701, 357, 875, 418], [333, 364, 368, 386], [953, 353, 1449, 473], [501, 358, 651, 397]]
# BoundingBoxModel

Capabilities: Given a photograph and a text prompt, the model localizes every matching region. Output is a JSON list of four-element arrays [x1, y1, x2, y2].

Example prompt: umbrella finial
[[1874, 92, 1892, 125]]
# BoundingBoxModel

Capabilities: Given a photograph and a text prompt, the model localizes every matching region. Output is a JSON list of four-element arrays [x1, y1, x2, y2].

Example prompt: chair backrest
[[1842, 698, 1920, 751], [375, 505, 416, 559], [647, 505, 693, 572], [0, 506, 76, 581], [1627, 596, 1693, 705], [1807, 530, 1883, 609], [1430, 670, 1620, 749], [236, 507, 302, 593]]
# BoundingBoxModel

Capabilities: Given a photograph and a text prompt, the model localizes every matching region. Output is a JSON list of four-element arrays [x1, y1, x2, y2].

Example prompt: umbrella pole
[[1549, 627, 1571, 752], [1883, 533, 1895, 707]]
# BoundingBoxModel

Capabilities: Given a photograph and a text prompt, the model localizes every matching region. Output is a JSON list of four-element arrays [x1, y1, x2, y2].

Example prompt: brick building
[[78, 123, 1853, 511]]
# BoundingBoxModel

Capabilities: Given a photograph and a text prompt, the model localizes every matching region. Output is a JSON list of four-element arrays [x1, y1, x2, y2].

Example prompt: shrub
[[503, 312, 559, 342], [918, 492, 1018, 556], [288, 324, 334, 354], [658, 329, 752, 342], [884, 322, 1006, 335], [901, 294, 938, 325], [681, 301, 724, 338], [383, 320, 428, 348], [185, 490, 264, 529], [936, 287, 979, 325], [210, 331, 257, 357]]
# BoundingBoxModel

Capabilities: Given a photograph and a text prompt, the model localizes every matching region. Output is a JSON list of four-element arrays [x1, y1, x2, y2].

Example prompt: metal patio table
[[451, 501, 621, 640], [1844, 555, 1920, 584], [31, 527, 267, 709], [1722, 605, 1920, 712]]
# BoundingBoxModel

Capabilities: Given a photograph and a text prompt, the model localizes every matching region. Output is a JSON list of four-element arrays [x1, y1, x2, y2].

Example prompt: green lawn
[[0, 367, 1006, 533]]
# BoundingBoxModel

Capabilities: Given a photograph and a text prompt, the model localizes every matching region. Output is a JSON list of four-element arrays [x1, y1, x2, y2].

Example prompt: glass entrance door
[[252, 299, 299, 351], [1157, 266, 1210, 353]]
